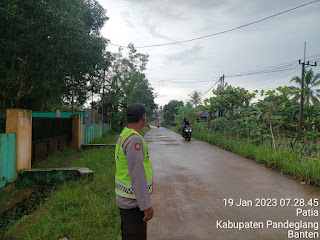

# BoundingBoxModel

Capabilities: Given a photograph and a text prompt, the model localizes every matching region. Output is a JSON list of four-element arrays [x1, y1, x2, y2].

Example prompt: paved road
[[145, 126, 320, 240]]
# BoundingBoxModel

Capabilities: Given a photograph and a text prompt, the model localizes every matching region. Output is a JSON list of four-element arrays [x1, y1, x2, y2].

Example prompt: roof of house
[[195, 110, 208, 118]]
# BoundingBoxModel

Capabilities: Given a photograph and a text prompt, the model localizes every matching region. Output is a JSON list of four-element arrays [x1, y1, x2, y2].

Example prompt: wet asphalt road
[[144, 126, 320, 240]]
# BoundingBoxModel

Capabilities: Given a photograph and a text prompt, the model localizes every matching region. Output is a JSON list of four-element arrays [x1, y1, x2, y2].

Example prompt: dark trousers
[[119, 208, 147, 240]]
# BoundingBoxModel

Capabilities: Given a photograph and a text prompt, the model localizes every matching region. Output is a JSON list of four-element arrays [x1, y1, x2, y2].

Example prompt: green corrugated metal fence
[[82, 124, 100, 144], [61, 112, 86, 124], [32, 112, 56, 117], [32, 111, 86, 124], [102, 123, 110, 133], [0, 133, 16, 189]]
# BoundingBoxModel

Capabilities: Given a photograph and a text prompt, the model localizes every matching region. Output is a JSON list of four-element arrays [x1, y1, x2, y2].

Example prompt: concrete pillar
[[72, 114, 82, 149], [6, 109, 32, 175], [56, 110, 61, 117], [99, 121, 102, 138]]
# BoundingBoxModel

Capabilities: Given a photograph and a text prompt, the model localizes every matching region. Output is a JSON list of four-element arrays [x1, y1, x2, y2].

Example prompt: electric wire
[[262, 68, 306, 90], [238, 65, 299, 89], [255, 68, 302, 89], [149, 79, 214, 84], [202, 78, 222, 97], [240, 71, 286, 89], [239, 63, 297, 88], [247, 67, 301, 89], [147, 54, 319, 83], [109, 0, 320, 48]]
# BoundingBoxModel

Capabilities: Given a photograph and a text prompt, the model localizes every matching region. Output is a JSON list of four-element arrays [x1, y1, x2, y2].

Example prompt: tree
[[204, 85, 255, 118], [101, 45, 157, 125], [0, 0, 109, 112], [163, 100, 184, 126], [188, 90, 202, 107], [174, 106, 200, 126], [290, 68, 320, 105]]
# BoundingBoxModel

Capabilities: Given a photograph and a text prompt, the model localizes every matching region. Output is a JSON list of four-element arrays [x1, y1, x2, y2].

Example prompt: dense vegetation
[[0, 1, 157, 132], [163, 69, 320, 184], [101, 44, 157, 126], [0, 0, 108, 111]]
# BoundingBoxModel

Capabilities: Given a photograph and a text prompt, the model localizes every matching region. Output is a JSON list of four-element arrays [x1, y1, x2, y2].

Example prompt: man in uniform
[[115, 104, 153, 239]]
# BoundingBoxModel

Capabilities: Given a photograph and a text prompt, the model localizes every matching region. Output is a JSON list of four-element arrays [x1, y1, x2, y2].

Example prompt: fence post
[[95, 109, 99, 124], [72, 114, 82, 149], [6, 109, 32, 176], [56, 109, 61, 117], [99, 121, 102, 138], [109, 121, 112, 131]]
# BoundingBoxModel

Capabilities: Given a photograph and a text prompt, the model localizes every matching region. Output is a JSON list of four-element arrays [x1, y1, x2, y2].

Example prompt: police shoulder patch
[[134, 143, 141, 151]]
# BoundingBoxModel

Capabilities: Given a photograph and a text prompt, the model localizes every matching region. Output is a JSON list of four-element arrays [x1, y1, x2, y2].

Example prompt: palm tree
[[188, 90, 202, 107], [290, 68, 320, 104]]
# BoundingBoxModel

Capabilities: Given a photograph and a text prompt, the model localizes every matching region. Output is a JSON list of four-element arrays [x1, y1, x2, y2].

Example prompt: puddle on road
[[146, 135, 178, 142], [146, 137, 180, 145], [160, 143, 180, 146]]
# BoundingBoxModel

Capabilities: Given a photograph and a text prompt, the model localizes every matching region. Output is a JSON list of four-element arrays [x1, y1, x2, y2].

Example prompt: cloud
[[99, 0, 320, 107], [164, 43, 203, 64], [141, 18, 174, 41]]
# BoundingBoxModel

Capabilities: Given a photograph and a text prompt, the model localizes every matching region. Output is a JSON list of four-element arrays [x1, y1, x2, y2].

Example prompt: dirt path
[[145, 127, 320, 240]]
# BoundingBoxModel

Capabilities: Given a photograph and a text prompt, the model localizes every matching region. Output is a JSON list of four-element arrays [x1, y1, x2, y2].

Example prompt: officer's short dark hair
[[126, 104, 146, 123]]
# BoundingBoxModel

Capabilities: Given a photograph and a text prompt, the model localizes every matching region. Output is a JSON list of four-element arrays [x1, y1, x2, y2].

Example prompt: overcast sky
[[97, 0, 320, 107]]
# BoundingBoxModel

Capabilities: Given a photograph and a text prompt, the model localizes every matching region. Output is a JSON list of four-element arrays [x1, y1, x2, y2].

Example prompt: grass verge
[[169, 126, 320, 186], [2, 127, 150, 239]]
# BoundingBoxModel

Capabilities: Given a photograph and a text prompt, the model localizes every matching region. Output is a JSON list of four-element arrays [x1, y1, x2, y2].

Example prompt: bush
[[211, 117, 228, 132], [173, 127, 320, 186]]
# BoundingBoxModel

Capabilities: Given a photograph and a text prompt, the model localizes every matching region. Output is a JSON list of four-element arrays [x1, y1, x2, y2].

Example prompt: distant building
[[195, 110, 208, 122]]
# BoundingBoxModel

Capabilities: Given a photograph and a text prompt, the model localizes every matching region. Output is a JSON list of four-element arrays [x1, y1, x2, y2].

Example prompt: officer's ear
[[139, 114, 144, 122], [141, 113, 146, 122]]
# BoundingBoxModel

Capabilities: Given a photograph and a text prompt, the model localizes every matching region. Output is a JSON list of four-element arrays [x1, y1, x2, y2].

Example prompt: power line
[[258, 69, 301, 88], [202, 78, 221, 97], [247, 68, 301, 89], [149, 66, 300, 84], [261, 66, 312, 90], [109, 0, 320, 49], [241, 68, 295, 89], [147, 54, 319, 83], [225, 66, 299, 78], [149, 79, 214, 84]]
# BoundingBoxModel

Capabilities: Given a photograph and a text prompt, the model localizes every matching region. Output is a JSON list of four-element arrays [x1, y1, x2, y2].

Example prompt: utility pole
[[101, 70, 105, 123], [297, 42, 317, 140], [218, 74, 225, 117], [221, 74, 225, 89], [72, 76, 75, 114]]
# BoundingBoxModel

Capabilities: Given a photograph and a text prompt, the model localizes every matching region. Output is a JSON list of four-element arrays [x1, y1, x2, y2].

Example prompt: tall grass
[[6, 127, 151, 239], [12, 146, 120, 240], [169, 126, 320, 186]]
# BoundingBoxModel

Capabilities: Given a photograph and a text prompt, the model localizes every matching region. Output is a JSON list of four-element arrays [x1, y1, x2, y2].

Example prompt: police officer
[[115, 104, 153, 240]]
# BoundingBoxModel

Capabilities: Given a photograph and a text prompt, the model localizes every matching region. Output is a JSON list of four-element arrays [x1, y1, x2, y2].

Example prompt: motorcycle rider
[[182, 117, 191, 137]]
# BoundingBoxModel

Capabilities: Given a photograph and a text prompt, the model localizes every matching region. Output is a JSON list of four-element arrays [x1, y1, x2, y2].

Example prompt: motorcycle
[[182, 125, 192, 141], [157, 125, 160, 128]]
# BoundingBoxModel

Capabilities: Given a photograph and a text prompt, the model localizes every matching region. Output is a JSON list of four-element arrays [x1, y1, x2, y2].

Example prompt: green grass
[[3, 127, 151, 240], [0, 184, 24, 207], [169, 126, 320, 186], [12, 146, 120, 240], [140, 126, 151, 137], [89, 130, 120, 145]]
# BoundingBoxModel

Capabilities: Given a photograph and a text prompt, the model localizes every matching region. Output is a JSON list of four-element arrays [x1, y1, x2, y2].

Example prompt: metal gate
[[32, 117, 72, 164]]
